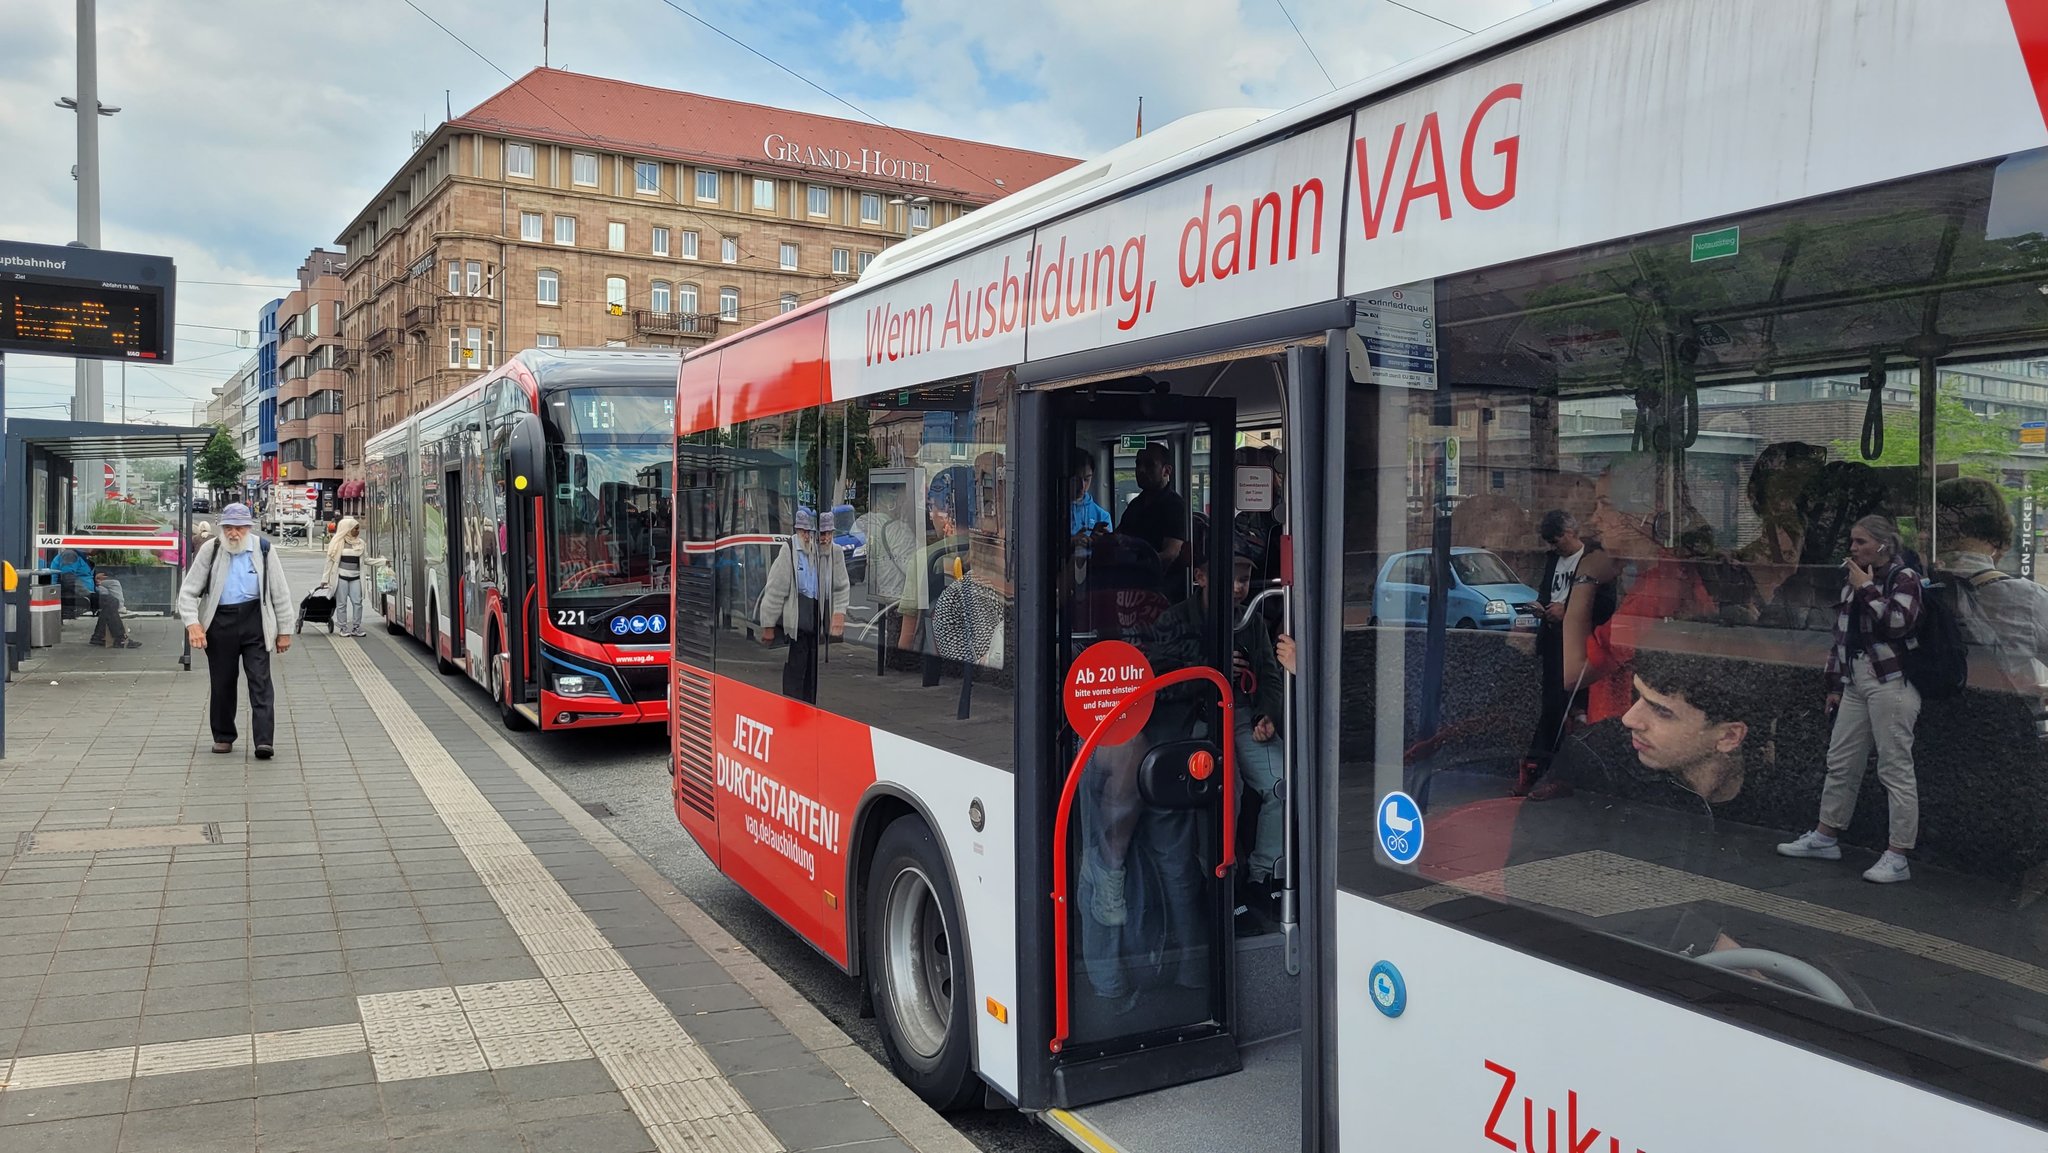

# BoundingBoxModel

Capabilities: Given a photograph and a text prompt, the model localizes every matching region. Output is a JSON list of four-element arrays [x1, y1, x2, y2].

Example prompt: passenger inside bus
[[1343, 142, 2048, 1072]]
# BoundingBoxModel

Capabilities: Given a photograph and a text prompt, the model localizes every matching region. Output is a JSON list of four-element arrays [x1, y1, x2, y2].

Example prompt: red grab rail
[[1050, 665, 1235, 1054]]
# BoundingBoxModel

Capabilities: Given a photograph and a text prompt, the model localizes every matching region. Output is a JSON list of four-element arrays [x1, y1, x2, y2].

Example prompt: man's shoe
[[1084, 855, 1128, 927], [117, 639, 142, 649], [1863, 850, 1911, 883], [211, 742, 232, 754], [1776, 830, 1843, 860], [1527, 776, 1573, 802], [253, 746, 274, 761]]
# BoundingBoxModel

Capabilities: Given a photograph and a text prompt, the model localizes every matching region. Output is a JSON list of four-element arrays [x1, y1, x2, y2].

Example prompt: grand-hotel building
[[332, 68, 1077, 493]]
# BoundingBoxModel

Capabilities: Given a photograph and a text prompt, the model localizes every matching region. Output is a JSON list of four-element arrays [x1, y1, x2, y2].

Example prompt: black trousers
[[780, 594, 820, 702], [206, 601, 273, 746]]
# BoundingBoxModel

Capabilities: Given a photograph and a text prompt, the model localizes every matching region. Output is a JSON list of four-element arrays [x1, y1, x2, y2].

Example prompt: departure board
[[0, 241, 176, 363]]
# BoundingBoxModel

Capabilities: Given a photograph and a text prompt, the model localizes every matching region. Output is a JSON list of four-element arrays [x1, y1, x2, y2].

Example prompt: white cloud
[[0, 0, 1546, 418]]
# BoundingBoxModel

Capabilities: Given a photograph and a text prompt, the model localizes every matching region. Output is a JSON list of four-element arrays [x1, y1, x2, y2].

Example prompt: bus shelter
[[1, 418, 214, 757]]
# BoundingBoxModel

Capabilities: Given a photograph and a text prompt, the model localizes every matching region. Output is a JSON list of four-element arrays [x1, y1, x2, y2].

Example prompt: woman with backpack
[[1778, 514, 1925, 883]]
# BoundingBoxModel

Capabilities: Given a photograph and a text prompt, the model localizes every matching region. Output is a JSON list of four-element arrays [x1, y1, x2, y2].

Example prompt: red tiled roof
[[452, 69, 1081, 205]]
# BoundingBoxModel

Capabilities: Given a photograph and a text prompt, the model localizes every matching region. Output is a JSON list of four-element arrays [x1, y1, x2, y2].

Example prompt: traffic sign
[[1377, 790, 1424, 865]]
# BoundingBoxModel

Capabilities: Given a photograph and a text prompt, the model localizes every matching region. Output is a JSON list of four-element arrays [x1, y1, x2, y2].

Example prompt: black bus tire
[[864, 816, 980, 1112]]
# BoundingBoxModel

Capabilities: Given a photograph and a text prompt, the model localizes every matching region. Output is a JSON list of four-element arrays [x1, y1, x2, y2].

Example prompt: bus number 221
[[555, 609, 587, 627]]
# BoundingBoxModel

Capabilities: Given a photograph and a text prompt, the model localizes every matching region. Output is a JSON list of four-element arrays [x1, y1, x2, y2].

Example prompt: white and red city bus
[[670, 1, 2048, 1146], [367, 347, 677, 730]]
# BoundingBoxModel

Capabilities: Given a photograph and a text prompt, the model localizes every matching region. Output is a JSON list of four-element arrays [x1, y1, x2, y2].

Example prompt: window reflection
[[1342, 147, 2048, 1077]]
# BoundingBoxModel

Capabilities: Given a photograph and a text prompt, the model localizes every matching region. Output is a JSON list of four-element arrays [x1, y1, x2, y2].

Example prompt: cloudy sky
[[0, 0, 1543, 422]]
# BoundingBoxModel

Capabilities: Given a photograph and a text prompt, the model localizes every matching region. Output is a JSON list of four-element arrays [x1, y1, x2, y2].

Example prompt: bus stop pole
[[180, 449, 193, 672]]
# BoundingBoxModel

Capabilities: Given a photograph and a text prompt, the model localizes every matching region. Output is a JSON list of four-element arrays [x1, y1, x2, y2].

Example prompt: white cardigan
[[175, 537, 298, 651]]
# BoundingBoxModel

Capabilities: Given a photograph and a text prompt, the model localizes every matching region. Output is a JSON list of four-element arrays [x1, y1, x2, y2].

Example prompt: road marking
[[1389, 849, 2048, 994]]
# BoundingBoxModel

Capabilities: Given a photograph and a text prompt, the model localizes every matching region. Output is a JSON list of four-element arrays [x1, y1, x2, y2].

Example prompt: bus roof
[[367, 347, 681, 450]]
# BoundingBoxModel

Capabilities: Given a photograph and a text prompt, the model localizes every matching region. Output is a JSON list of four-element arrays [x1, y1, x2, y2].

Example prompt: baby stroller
[[296, 586, 337, 634]]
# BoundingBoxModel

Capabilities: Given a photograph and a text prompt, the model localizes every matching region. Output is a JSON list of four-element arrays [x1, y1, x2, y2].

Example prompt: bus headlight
[[1485, 600, 1511, 617], [554, 673, 599, 696]]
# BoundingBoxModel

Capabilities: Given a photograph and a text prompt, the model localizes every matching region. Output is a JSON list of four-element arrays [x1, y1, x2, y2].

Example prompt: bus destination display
[[0, 241, 176, 364]]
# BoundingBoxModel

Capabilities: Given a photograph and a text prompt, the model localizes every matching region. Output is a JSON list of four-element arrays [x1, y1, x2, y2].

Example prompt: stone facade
[[333, 68, 1077, 485]]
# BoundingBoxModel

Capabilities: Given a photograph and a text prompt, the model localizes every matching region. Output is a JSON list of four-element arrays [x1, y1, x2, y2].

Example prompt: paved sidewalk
[[0, 622, 964, 1152]]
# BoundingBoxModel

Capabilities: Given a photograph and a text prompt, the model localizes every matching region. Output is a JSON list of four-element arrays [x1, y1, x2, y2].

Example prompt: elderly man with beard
[[177, 503, 297, 758]]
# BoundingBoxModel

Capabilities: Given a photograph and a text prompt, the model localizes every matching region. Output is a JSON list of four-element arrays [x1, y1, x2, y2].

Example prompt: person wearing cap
[[758, 506, 849, 702], [176, 504, 297, 758]]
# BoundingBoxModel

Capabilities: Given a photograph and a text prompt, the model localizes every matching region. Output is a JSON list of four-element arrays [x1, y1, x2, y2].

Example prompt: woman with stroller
[[319, 518, 383, 637]]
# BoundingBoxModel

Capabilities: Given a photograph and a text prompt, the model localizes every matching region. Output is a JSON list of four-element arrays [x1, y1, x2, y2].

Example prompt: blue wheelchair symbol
[[609, 617, 630, 636], [629, 615, 649, 635], [648, 614, 667, 633], [1377, 791, 1424, 865]]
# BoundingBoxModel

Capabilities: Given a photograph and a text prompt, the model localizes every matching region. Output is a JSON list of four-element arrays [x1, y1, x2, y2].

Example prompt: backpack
[[1899, 569, 1982, 701]]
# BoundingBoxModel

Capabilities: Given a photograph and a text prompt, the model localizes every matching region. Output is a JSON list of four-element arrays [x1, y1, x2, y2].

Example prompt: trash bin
[[26, 569, 61, 648]]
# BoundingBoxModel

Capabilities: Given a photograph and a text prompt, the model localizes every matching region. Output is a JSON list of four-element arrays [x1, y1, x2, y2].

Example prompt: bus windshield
[[546, 387, 672, 599]]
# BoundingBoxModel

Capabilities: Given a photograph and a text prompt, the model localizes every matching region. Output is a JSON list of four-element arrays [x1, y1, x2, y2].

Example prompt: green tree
[[194, 426, 244, 500], [1831, 392, 2045, 498]]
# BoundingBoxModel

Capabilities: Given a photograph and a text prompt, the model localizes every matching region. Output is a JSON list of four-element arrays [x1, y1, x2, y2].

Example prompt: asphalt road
[[277, 550, 1062, 1153]]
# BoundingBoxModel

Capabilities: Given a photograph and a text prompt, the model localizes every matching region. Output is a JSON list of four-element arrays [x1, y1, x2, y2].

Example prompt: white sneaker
[[1777, 830, 1842, 860], [1085, 856, 1128, 927], [1863, 850, 1911, 884]]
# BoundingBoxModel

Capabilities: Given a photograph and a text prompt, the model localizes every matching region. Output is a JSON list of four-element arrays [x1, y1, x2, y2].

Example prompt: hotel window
[[606, 277, 628, 313], [719, 287, 739, 322], [678, 284, 698, 315], [608, 222, 627, 252], [651, 281, 671, 313], [808, 185, 831, 217], [753, 178, 776, 210], [555, 216, 576, 246], [466, 261, 482, 296], [860, 192, 883, 224], [572, 152, 598, 187], [833, 248, 850, 275], [635, 160, 660, 195], [520, 212, 543, 242], [447, 327, 462, 367], [652, 227, 670, 257], [779, 243, 798, 271], [721, 236, 738, 264], [779, 294, 798, 314], [447, 260, 461, 294], [911, 202, 931, 229], [536, 269, 559, 306], [696, 169, 721, 202], [857, 251, 875, 273], [506, 142, 534, 179], [680, 230, 699, 259], [537, 333, 561, 348], [466, 327, 484, 368]]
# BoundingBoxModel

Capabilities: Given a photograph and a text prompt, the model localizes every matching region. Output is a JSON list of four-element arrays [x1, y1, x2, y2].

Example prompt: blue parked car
[[1371, 547, 1540, 631]]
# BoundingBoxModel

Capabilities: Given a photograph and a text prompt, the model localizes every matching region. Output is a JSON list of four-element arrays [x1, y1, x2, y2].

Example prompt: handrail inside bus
[[1050, 665, 1235, 1056]]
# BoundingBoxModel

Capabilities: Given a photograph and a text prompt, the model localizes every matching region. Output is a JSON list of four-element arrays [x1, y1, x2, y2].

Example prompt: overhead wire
[[1275, 0, 1338, 90], [646, 0, 1018, 196]]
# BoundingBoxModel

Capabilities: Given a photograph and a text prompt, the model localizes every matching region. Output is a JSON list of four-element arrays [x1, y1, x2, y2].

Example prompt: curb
[[397, 636, 980, 1153]]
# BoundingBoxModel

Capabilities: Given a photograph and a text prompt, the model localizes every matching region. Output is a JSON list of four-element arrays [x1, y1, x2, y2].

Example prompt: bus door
[[1020, 388, 1243, 1107], [500, 411, 544, 725], [442, 466, 466, 667]]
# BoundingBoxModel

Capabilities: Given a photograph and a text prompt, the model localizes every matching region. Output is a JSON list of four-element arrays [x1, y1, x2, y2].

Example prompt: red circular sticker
[[1063, 640, 1155, 747]]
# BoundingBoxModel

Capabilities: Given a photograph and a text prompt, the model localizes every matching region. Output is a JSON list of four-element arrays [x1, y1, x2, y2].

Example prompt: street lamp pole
[[889, 194, 930, 244]]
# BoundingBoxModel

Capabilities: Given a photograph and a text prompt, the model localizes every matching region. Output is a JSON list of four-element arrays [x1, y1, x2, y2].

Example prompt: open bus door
[[499, 410, 544, 729], [1017, 387, 1246, 1109]]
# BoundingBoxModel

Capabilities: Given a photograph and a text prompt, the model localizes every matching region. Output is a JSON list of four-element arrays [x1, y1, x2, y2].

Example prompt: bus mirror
[[1137, 738, 1226, 809]]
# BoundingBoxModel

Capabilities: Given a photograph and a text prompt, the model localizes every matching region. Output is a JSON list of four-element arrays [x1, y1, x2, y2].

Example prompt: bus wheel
[[864, 817, 979, 1111], [491, 645, 529, 731]]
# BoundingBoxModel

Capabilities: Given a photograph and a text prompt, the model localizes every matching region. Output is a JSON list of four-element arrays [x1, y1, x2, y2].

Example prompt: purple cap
[[218, 502, 255, 527]]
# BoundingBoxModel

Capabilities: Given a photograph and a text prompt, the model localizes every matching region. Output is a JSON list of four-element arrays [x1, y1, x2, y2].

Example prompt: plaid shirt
[[1824, 560, 1924, 693]]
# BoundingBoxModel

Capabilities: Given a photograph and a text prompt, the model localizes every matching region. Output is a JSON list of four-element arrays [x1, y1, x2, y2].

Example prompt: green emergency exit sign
[[1691, 226, 1740, 263], [1120, 435, 1147, 450]]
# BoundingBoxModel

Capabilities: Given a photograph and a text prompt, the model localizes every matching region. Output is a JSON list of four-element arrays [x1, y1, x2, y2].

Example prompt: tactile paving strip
[[333, 642, 786, 1151]]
